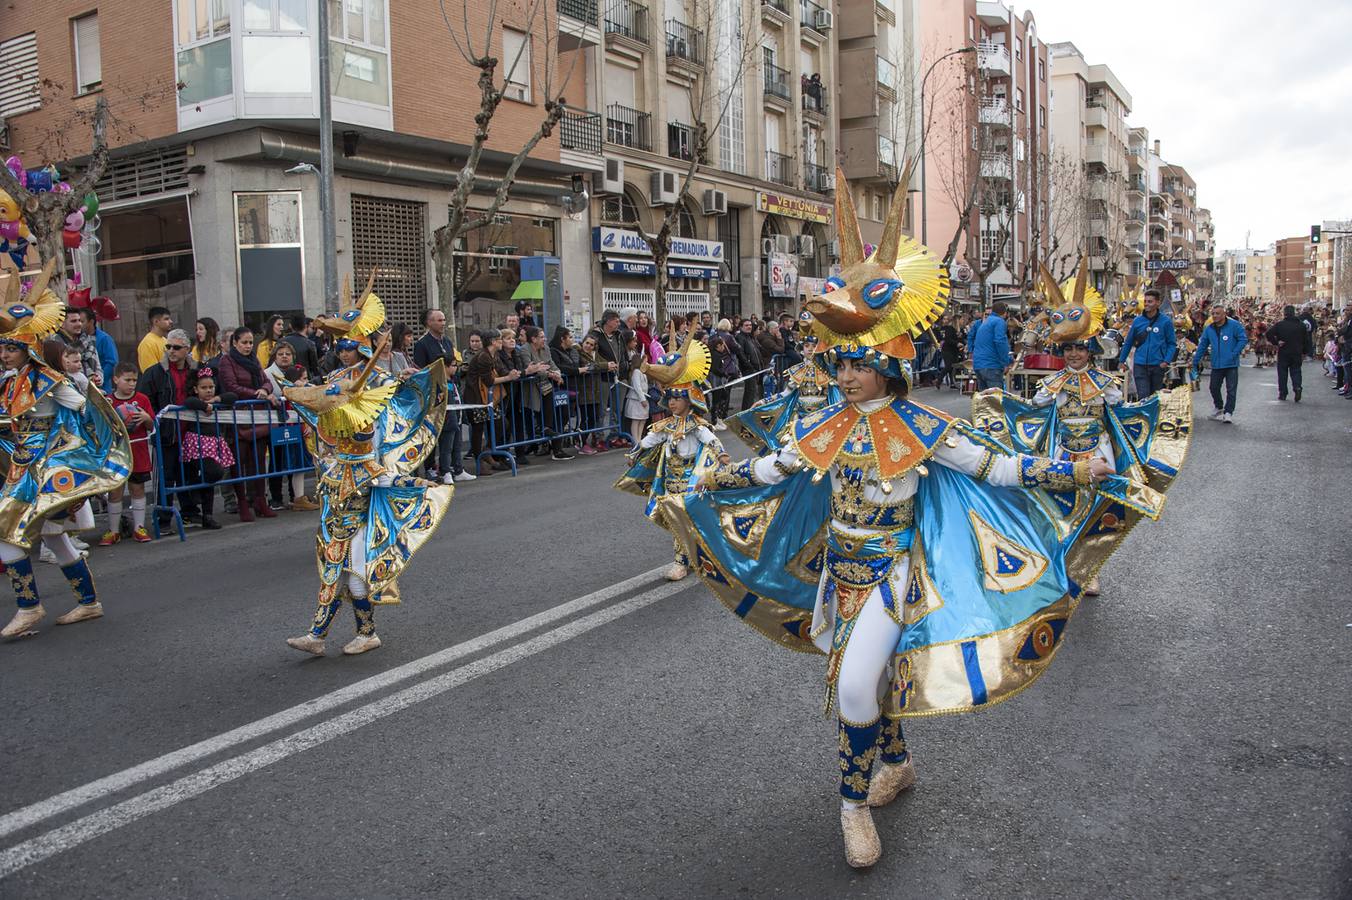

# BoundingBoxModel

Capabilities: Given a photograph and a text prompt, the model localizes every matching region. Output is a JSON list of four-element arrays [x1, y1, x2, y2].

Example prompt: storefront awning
[[602, 258, 717, 280]]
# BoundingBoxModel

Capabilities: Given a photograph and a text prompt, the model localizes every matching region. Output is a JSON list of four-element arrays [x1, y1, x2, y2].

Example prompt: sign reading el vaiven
[[1144, 258, 1191, 271], [757, 192, 832, 224]]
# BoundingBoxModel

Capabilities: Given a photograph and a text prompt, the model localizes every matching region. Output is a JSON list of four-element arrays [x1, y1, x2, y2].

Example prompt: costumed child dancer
[[725, 310, 838, 455], [282, 276, 453, 656], [615, 329, 731, 582], [0, 262, 131, 639], [654, 168, 1188, 868]]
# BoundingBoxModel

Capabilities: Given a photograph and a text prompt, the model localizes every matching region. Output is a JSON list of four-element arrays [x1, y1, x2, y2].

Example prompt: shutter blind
[[0, 33, 41, 117], [74, 14, 102, 92]]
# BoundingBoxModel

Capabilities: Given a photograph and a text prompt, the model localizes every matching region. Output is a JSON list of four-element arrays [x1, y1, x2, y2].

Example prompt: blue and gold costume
[[615, 330, 726, 579], [726, 312, 842, 455], [0, 260, 131, 639], [646, 166, 1185, 868], [284, 280, 452, 656]]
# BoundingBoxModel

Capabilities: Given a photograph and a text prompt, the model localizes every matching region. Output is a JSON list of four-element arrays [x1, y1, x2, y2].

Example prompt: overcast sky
[[1019, 0, 1352, 253]]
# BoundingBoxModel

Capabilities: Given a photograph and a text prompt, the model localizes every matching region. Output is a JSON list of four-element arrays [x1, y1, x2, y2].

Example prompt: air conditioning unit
[[827, 239, 840, 261], [797, 235, 816, 257], [600, 158, 625, 194], [774, 233, 794, 254], [814, 9, 833, 29], [505, 81, 529, 102], [649, 170, 679, 206], [761, 237, 776, 257], [818, 172, 835, 192], [702, 189, 728, 216]]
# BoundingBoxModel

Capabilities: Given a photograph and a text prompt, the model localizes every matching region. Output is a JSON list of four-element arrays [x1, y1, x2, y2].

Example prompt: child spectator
[[264, 342, 319, 511], [60, 344, 89, 393], [624, 348, 650, 445], [101, 362, 155, 544], [179, 367, 237, 530]]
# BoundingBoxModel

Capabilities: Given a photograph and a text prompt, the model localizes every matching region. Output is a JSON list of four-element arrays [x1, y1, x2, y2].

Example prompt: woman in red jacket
[[215, 326, 280, 521]]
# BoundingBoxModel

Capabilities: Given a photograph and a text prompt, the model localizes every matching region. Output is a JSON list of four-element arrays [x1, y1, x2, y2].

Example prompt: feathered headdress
[[641, 326, 711, 414], [1042, 256, 1107, 350], [806, 161, 948, 382], [283, 334, 397, 439], [311, 270, 386, 351], [0, 259, 67, 356]]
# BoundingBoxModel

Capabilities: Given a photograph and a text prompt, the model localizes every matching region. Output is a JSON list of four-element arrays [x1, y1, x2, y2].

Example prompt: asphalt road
[[1, 365, 1348, 899]]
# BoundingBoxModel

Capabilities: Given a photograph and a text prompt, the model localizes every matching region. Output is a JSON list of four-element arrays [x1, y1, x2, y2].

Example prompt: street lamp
[[919, 45, 977, 247]]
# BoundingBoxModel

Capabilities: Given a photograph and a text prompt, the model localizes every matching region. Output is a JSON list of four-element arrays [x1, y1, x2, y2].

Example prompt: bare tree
[[430, 0, 581, 336]]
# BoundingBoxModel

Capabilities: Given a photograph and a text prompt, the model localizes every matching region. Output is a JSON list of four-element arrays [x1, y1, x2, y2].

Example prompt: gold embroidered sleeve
[[1017, 456, 1084, 491], [708, 458, 759, 489]]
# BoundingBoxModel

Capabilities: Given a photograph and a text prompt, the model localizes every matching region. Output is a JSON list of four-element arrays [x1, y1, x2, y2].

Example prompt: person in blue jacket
[[971, 300, 1012, 390], [1192, 304, 1248, 423], [83, 308, 119, 388], [1117, 287, 1176, 399]]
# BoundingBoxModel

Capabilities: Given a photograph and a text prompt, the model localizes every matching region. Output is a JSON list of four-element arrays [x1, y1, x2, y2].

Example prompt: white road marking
[[0, 579, 689, 878], [0, 565, 669, 843]]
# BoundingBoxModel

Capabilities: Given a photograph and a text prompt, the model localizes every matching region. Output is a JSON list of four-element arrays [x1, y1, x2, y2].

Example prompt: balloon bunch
[[0, 154, 102, 267]]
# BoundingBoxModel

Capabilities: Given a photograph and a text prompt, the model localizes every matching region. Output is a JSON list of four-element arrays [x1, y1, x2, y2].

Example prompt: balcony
[[605, 0, 649, 44], [665, 19, 704, 66], [802, 88, 828, 118], [1127, 209, 1146, 225], [667, 122, 694, 161], [877, 56, 897, 95], [980, 151, 1010, 180], [804, 161, 829, 193], [977, 42, 1010, 77], [1127, 176, 1146, 195], [800, 0, 827, 32], [1084, 104, 1109, 130], [560, 109, 603, 155], [765, 150, 795, 187], [761, 0, 789, 17], [1089, 179, 1109, 202], [1089, 217, 1107, 238], [606, 103, 652, 151], [764, 61, 791, 103], [558, 0, 601, 48], [1086, 141, 1108, 165], [979, 97, 1009, 125], [1128, 241, 1146, 257]]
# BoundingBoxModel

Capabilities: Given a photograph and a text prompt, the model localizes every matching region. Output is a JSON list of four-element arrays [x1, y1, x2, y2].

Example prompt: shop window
[[95, 199, 197, 362], [236, 192, 305, 323]]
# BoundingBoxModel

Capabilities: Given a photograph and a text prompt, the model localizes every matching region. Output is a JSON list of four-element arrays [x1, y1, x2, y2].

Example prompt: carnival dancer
[[615, 329, 731, 581], [283, 276, 453, 656], [651, 167, 1189, 868], [726, 310, 840, 455], [970, 259, 1192, 600], [0, 261, 132, 639]]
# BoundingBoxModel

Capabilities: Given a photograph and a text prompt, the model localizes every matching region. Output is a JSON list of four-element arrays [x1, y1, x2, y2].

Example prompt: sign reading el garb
[[1144, 259, 1192, 271]]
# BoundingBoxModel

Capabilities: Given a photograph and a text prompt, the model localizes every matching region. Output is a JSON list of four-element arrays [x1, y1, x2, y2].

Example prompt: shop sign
[[769, 252, 798, 298], [604, 259, 656, 276], [592, 227, 724, 263], [756, 192, 832, 225], [798, 276, 825, 299]]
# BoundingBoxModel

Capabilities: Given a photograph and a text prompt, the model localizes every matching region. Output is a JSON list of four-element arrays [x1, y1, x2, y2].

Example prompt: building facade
[[1275, 236, 1313, 305], [1047, 40, 1131, 298]]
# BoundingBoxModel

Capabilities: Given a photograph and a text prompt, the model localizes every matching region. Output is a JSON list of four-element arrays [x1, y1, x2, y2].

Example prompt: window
[[1038, 59, 1044, 81], [1038, 105, 1045, 128], [603, 192, 641, 225], [1015, 37, 1022, 61], [502, 28, 532, 102], [0, 32, 41, 116], [241, 0, 312, 94], [871, 191, 884, 222], [72, 13, 102, 93], [236, 192, 305, 317], [677, 205, 697, 238], [244, 0, 307, 30], [329, 0, 390, 106], [175, 0, 232, 105], [1014, 87, 1024, 112], [968, 16, 975, 40]]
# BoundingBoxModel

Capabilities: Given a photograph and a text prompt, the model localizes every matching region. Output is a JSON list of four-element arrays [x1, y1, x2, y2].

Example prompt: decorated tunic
[[1029, 367, 1124, 466]]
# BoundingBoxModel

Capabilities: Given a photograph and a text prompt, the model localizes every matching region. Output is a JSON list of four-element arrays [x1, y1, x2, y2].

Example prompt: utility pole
[[317, 0, 339, 314]]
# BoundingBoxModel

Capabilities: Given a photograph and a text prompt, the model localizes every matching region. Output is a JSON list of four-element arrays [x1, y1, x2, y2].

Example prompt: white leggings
[[0, 531, 82, 567], [835, 588, 903, 724], [344, 528, 369, 600]]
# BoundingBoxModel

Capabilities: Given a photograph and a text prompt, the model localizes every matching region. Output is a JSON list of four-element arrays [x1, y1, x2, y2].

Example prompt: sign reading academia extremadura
[[756, 192, 832, 225], [1144, 258, 1192, 271]]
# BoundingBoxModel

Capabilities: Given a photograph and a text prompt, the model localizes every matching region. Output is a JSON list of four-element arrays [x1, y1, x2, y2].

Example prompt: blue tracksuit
[[1193, 317, 1248, 370], [971, 314, 1012, 371], [1118, 312, 1177, 366]]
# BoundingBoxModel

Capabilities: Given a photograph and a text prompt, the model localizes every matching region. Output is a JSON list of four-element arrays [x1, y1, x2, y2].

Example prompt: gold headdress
[[1043, 256, 1106, 345], [283, 335, 398, 438], [0, 259, 67, 353], [641, 326, 711, 413], [805, 162, 948, 378], [312, 270, 386, 344]]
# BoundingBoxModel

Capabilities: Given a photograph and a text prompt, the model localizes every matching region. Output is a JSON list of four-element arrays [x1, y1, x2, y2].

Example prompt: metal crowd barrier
[[471, 369, 628, 475], [150, 399, 311, 541]]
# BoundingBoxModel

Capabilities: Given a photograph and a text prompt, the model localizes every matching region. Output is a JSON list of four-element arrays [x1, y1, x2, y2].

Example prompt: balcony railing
[[606, 102, 652, 151], [1127, 176, 1146, 193], [559, 0, 599, 25], [804, 161, 829, 193], [800, 0, 826, 30], [560, 109, 603, 154], [764, 61, 790, 101], [877, 56, 897, 91], [977, 41, 1010, 74], [765, 150, 794, 187], [605, 0, 649, 43], [761, 0, 788, 13], [1128, 209, 1146, 223], [668, 122, 694, 161], [665, 19, 704, 65], [802, 87, 827, 115]]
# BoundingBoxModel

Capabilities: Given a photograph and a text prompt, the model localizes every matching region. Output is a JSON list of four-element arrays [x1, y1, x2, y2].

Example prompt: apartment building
[[921, 0, 1051, 307], [1047, 41, 1131, 299], [1123, 125, 1149, 287], [1248, 248, 1277, 301], [1, 0, 596, 356], [1325, 219, 1352, 311], [1193, 207, 1214, 294], [590, 0, 840, 321], [1275, 235, 1313, 304], [1313, 234, 1333, 304]]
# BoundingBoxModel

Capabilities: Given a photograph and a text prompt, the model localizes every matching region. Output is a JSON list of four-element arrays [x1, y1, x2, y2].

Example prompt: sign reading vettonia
[[1144, 258, 1191, 271], [592, 227, 724, 262], [756, 192, 831, 224]]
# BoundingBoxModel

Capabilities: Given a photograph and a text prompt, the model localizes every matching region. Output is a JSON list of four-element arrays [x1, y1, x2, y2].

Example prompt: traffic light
[[1311, 224, 1322, 244]]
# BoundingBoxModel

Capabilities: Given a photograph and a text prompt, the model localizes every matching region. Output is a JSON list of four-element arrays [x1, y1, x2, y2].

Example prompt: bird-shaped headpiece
[[283, 334, 398, 439], [311, 270, 386, 352], [0, 259, 67, 359], [807, 161, 948, 383], [1042, 256, 1106, 350], [641, 325, 711, 414]]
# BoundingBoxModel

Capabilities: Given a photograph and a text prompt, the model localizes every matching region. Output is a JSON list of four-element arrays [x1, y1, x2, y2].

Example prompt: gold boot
[[286, 634, 326, 656], [342, 634, 382, 655], [2, 605, 46, 638], [1083, 576, 1101, 597], [55, 602, 103, 626], [664, 562, 689, 581], [867, 757, 917, 807], [840, 803, 882, 868]]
